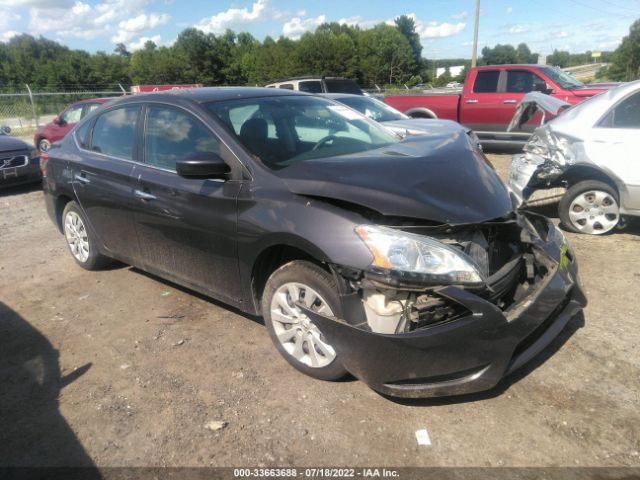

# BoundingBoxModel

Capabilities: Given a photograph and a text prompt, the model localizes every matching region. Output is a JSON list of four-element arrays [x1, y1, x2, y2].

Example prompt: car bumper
[[0, 157, 41, 188], [303, 224, 586, 398], [507, 153, 539, 204]]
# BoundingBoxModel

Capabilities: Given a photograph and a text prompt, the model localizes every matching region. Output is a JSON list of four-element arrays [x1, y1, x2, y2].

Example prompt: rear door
[[459, 69, 503, 132], [132, 103, 243, 303], [71, 104, 141, 264]]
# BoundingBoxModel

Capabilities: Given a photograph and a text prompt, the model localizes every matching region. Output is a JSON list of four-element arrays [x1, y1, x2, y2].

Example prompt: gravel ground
[[1, 153, 639, 468]]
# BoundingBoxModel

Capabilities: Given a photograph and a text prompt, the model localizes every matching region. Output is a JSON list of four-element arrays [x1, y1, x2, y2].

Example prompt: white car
[[508, 80, 640, 235]]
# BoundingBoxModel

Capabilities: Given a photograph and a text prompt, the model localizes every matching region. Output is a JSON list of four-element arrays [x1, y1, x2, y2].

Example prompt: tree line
[[0, 16, 425, 90], [1, 15, 638, 90]]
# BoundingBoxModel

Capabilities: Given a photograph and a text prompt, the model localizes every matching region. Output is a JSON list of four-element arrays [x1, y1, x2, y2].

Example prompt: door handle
[[134, 189, 157, 201], [465, 99, 479, 104], [503, 100, 517, 104], [74, 173, 90, 184]]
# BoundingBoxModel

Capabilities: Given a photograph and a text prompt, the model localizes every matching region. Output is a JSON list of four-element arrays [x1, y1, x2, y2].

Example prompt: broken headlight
[[355, 225, 484, 286]]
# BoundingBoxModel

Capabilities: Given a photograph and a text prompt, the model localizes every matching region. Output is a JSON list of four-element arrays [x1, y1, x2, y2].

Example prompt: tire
[[261, 260, 348, 381], [62, 201, 112, 270], [38, 138, 51, 152], [559, 180, 620, 235]]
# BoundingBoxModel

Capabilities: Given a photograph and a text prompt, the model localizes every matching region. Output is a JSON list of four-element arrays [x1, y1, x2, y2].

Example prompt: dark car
[[34, 98, 111, 152], [42, 88, 586, 398], [1, 126, 40, 188]]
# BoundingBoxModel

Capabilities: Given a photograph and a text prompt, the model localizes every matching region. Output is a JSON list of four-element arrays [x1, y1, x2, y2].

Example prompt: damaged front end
[[302, 212, 586, 398], [508, 125, 581, 206]]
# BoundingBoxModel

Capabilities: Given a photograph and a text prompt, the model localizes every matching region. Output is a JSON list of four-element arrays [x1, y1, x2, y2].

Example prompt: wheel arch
[[53, 193, 77, 234], [562, 165, 622, 199], [405, 107, 438, 119], [248, 239, 332, 315]]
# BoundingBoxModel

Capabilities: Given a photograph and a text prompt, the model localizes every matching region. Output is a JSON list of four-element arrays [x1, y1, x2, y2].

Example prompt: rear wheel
[[261, 261, 348, 381], [62, 201, 111, 270], [559, 180, 620, 235]]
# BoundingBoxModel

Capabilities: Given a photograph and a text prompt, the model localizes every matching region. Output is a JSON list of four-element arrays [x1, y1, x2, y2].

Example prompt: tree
[[394, 15, 422, 71], [608, 18, 640, 81], [114, 43, 131, 58], [481, 44, 519, 65], [358, 24, 415, 86], [516, 43, 537, 63]]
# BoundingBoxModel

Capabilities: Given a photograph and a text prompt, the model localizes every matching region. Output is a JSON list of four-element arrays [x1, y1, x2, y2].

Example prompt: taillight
[[40, 152, 49, 176]]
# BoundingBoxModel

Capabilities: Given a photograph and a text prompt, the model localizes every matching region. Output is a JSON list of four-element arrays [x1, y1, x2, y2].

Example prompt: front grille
[[0, 155, 29, 169]]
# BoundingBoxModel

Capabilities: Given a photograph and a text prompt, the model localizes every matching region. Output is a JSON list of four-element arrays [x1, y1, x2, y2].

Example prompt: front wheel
[[559, 180, 620, 235], [261, 261, 348, 381]]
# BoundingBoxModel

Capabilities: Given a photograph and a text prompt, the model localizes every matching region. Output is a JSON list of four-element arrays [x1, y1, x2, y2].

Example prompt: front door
[[132, 104, 242, 304]]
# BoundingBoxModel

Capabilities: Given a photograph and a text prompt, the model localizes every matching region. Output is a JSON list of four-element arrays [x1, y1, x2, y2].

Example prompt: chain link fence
[[0, 84, 128, 142]]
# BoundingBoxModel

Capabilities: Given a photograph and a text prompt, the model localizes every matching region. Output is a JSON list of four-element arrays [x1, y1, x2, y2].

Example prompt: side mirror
[[1, 125, 11, 135], [53, 116, 64, 126], [176, 152, 230, 179]]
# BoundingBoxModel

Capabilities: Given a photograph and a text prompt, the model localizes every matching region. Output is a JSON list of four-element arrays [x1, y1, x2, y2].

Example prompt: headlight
[[355, 225, 484, 286]]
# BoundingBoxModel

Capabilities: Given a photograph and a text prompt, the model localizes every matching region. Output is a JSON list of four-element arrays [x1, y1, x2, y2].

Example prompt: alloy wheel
[[269, 282, 336, 368], [64, 211, 90, 262]]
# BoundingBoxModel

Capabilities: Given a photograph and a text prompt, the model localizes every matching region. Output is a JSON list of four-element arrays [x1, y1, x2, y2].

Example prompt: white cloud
[[113, 13, 170, 43], [1, 30, 21, 42], [451, 11, 468, 20], [196, 0, 269, 34], [554, 31, 569, 38], [129, 34, 162, 51], [508, 24, 530, 34], [282, 15, 326, 39], [418, 21, 466, 39], [0, 0, 70, 6], [506, 6, 513, 14]]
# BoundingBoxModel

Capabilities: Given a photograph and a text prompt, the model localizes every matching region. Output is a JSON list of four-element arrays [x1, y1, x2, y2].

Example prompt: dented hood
[[276, 132, 512, 225]]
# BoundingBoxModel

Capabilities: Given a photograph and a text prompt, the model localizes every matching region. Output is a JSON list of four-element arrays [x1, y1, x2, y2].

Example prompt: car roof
[[108, 87, 308, 106], [71, 97, 113, 105]]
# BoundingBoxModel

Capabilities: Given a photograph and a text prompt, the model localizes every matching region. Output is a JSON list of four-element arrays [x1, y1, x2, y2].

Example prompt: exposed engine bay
[[333, 214, 556, 335]]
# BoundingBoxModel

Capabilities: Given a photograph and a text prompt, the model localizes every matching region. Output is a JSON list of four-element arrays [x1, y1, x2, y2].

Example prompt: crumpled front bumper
[[303, 222, 587, 399], [508, 153, 566, 206]]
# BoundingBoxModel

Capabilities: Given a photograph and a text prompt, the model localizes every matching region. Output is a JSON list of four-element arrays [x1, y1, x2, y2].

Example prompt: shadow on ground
[[0, 302, 99, 471]]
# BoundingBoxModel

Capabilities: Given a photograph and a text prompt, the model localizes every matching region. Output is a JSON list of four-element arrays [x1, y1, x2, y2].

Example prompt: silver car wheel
[[568, 189, 619, 235], [269, 282, 336, 368], [64, 211, 90, 262]]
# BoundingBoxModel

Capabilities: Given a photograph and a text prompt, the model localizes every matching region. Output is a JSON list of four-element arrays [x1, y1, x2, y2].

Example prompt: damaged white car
[[508, 81, 640, 234]]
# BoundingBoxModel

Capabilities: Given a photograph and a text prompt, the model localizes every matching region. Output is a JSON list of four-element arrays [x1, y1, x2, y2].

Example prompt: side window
[[75, 121, 92, 149], [82, 103, 101, 118], [298, 81, 322, 93], [90, 106, 140, 160], [473, 71, 500, 93], [506, 70, 546, 93], [144, 105, 220, 171], [278, 84, 294, 90], [600, 92, 640, 129], [60, 105, 84, 124]]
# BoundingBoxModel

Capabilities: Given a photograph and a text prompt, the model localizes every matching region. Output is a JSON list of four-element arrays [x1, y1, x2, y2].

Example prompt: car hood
[[0, 136, 31, 152], [569, 85, 613, 97], [276, 132, 512, 225], [507, 92, 571, 132], [381, 118, 463, 137]]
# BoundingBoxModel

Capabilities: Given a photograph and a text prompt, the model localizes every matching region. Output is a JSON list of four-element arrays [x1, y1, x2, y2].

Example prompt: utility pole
[[471, 0, 480, 67]]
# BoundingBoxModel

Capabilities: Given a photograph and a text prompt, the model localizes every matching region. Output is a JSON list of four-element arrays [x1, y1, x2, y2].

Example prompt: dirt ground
[[1, 153, 639, 468]]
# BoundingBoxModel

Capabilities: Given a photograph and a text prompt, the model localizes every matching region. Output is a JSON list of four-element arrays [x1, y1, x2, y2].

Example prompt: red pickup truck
[[384, 64, 612, 146]]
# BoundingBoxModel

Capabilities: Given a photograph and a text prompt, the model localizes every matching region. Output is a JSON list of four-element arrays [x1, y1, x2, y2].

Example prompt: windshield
[[336, 95, 408, 122], [540, 67, 584, 90], [206, 95, 398, 170]]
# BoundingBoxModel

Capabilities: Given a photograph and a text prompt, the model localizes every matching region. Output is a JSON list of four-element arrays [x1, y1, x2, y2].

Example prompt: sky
[[0, 0, 638, 58]]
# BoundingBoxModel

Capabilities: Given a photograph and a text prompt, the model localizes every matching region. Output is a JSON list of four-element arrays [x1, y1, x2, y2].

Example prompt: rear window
[[278, 84, 294, 90], [473, 70, 500, 93], [324, 79, 363, 95], [299, 81, 323, 93]]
